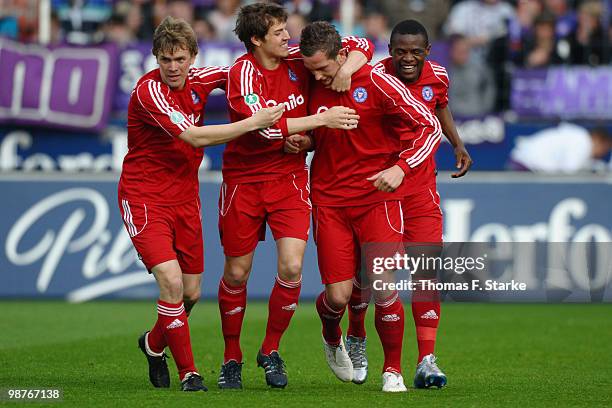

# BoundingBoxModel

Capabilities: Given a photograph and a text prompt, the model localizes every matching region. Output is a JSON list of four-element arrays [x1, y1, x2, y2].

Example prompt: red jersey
[[374, 58, 449, 193], [223, 37, 374, 184], [309, 65, 442, 207], [119, 66, 228, 205]]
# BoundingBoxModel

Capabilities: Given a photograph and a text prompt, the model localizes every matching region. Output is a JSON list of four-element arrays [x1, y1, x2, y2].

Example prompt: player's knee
[[325, 290, 350, 311], [159, 276, 184, 303], [278, 259, 303, 281], [223, 267, 249, 286]]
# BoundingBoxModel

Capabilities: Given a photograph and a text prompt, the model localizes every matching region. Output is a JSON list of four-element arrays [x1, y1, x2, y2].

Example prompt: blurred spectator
[[102, 13, 135, 46], [282, 0, 313, 16], [305, 0, 334, 21], [207, 0, 240, 42], [519, 11, 564, 67], [444, 0, 516, 62], [508, 123, 612, 173], [543, 0, 576, 38], [166, 0, 194, 25], [374, 0, 450, 41], [193, 15, 216, 42], [56, 0, 112, 44], [567, 0, 606, 65], [332, 0, 366, 36], [286, 12, 307, 42], [447, 34, 496, 116], [49, 10, 64, 44], [0, 0, 19, 39], [507, 0, 543, 60], [362, 11, 389, 43]]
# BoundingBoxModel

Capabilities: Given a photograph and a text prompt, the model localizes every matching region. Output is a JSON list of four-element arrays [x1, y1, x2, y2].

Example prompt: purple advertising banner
[[511, 67, 612, 120], [0, 39, 118, 132]]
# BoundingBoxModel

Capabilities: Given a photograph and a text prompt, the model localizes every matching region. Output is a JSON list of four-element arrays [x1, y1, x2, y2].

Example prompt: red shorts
[[218, 170, 311, 257], [313, 201, 404, 284], [402, 185, 443, 244], [118, 197, 204, 274]]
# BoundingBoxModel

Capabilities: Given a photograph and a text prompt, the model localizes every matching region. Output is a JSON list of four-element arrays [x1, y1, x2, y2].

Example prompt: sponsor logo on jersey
[[288, 68, 298, 82], [169, 111, 185, 125], [266, 93, 305, 112], [244, 93, 260, 106], [191, 89, 201, 104], [353, 87, 368, 103], [422, 86, 434, 101], [381, 314, 400, 322]]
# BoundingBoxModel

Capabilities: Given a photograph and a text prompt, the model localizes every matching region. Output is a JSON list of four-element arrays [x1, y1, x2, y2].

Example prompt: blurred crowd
[[1, 0, 611, 114]]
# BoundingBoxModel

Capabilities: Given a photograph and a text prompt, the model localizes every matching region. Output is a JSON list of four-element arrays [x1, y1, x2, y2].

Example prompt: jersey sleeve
[[341, 36, 375, 61], [134, 79, 194, 138], [226, 60, 288, 140], [189, 65, 229, 95], [370, 69, 443, 173], [429, 62, 449, 109], [286, 36, 374, 62]]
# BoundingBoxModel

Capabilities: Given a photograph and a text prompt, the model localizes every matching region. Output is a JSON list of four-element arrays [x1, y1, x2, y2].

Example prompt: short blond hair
[[152, 16, 198, 57]]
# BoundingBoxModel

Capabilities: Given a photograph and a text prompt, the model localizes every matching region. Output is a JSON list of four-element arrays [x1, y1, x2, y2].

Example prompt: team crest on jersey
[[422, 86, 434, 101], [244, 93, 260, 106], [191, 89, 201, 104], [352, 87, 368, 103], [288, 68, 298, 82], [169, 111, 185, 125]]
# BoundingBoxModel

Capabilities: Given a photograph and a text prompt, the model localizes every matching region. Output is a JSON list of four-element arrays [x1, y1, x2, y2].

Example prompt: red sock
[[156, 300, 197, 381], [218, 278, 247, 363], [347, 278, 371, 339], [147, 314, 167, 354], [374, 292, 404, 374], [261, 276, 301, 355], [315, 291, 345, 346], [412, 279, 440, 363]]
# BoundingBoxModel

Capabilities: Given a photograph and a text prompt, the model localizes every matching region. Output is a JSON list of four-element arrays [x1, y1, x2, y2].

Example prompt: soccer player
[[344, 19, 473, 389], [295, 21, 442, 392], [216, 2, 374, 390], [118, 16, 284, 392]]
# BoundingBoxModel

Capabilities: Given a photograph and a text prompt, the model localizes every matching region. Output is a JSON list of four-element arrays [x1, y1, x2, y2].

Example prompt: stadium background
[[0, 0, 611, 406]]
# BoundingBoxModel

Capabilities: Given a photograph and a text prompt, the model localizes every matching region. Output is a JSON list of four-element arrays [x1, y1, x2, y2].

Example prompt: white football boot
[[382, 371, 408, 392], [322, 335, 353, 382]]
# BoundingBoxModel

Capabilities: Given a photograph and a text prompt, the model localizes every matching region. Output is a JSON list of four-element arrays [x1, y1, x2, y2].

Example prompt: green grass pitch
[[1, 301, 611, 407]]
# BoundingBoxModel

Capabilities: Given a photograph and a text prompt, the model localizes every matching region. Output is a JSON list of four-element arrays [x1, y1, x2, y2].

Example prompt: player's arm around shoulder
[[330, 37, 376, 92]]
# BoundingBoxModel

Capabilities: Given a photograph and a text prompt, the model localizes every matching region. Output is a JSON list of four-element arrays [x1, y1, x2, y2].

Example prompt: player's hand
[[252, 104, 285, 129], [330, 65, 352, 92], [320, 106, 359, 130], [451, 144, 473, 178], [284, 134, 313, 154], [366, 165, 405, 192]]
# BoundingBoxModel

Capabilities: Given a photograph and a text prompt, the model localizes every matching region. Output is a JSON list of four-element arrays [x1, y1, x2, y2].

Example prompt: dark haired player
[[293, 21, 442, 392], [345, 19, 472, 389], [216, 2, 374, 390]]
